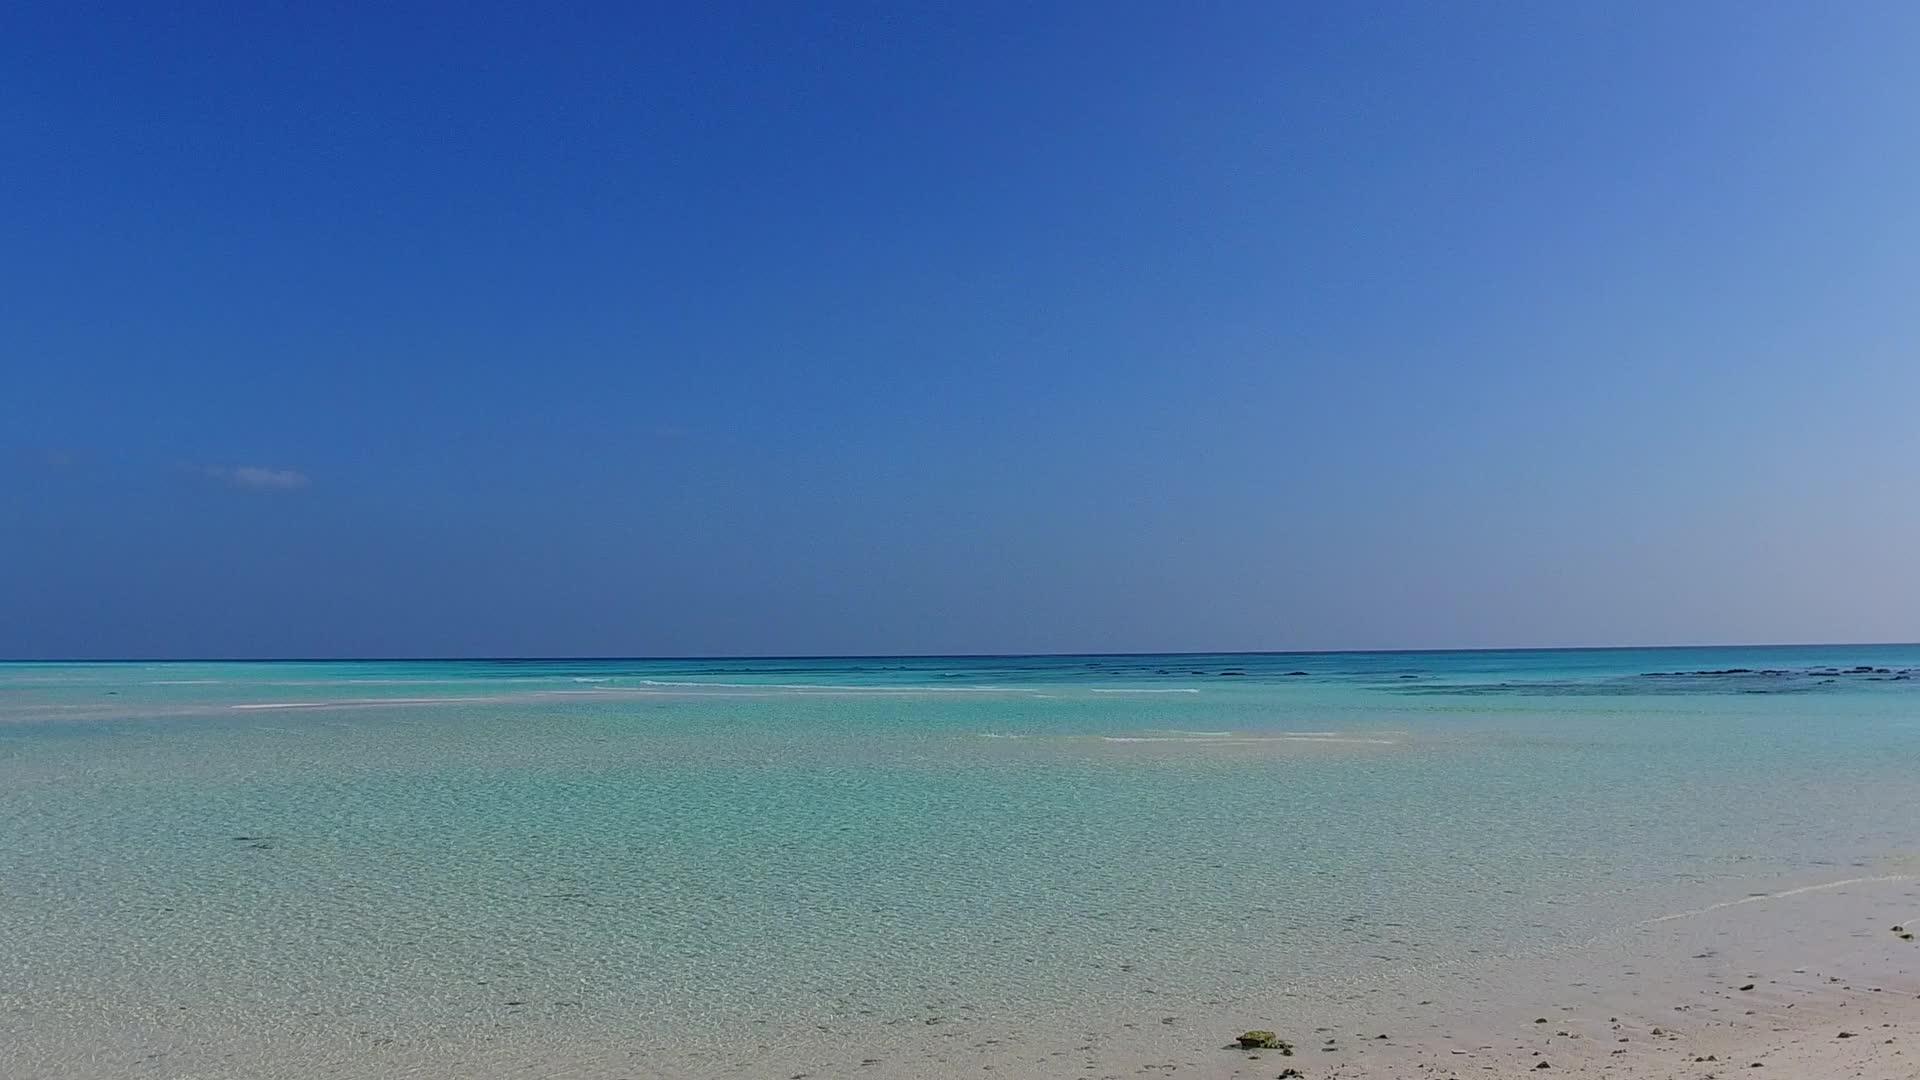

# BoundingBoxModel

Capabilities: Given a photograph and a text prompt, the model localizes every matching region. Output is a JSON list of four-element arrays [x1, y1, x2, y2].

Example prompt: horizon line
[[6, 639, 1919, 664]]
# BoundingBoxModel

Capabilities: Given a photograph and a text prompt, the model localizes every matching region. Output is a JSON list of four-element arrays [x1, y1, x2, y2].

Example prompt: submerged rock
[[1236, 1031, 1291, 1052]]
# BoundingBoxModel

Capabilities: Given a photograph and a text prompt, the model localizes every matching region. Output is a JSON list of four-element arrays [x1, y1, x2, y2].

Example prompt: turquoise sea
[[4, 646, 1920, 1077]]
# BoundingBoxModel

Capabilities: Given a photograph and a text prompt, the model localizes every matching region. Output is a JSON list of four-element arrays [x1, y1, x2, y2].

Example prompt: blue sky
[[5, 3, 1918, 658]]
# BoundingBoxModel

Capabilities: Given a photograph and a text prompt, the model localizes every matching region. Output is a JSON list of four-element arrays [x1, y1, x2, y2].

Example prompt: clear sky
[[5, 3, 1918, 659]]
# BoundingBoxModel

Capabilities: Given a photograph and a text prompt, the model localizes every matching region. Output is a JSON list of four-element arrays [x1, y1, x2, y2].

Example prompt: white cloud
[[203, 464, 310, 491]]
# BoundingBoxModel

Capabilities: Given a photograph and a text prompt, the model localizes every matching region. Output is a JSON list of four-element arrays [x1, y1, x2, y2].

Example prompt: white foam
[[230, 696, 495, 711], [1105, 730, 1405, 737], [1088, 687, 1201, 694], [630, 679, 1043, 694], [1645, 874, 1919, 923]]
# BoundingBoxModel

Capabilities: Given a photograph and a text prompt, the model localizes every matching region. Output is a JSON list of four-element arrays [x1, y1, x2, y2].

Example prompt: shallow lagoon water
[[3, 647, 1919, 1076]]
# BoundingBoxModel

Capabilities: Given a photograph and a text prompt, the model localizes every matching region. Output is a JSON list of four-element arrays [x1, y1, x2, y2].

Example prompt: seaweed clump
[[1236, 1031, 1293, 1053]]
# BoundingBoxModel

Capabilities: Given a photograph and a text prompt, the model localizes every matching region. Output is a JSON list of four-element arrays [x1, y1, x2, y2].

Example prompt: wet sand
[[755, 870, 1920, 1080], [11, 872, 1918, 1079]]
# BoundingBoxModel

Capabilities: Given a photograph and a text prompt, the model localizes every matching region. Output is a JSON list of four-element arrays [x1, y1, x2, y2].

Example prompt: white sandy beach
[[134, 867, 1909, 1080], [740, 870, 1920, 1080]]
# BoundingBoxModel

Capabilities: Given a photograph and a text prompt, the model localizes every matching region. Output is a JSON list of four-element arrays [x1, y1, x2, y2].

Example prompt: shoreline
[[1201, 869, 1920, 1079], [18, 867, 1914, 1079], [758, 867, 1920, 1080]]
